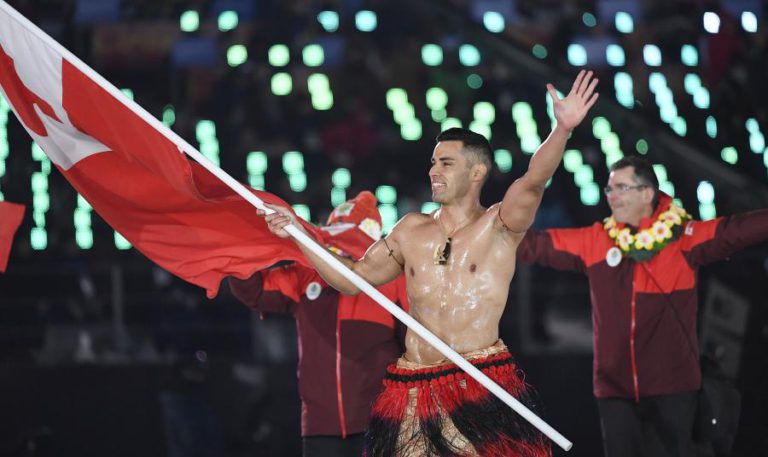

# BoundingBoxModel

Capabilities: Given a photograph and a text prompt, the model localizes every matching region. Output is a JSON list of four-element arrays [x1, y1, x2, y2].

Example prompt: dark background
[[1, 0, 767, 455]]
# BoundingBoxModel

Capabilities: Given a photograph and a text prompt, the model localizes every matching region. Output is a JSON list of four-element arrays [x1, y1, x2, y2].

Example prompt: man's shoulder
[[393, 211, 432, 230]]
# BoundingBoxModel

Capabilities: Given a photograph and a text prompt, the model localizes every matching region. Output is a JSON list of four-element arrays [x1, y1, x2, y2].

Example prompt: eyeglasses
[[603, 184, 647, 195]]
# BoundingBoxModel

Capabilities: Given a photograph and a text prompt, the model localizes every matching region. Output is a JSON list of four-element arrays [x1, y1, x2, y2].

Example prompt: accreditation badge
[[306, 282, 322, 300], [606, 247, 622, 267]]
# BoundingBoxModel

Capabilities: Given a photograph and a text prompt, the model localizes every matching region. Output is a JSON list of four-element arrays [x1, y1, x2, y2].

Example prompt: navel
[[469, 264, 477, 273], [409, 267, 415, 277]]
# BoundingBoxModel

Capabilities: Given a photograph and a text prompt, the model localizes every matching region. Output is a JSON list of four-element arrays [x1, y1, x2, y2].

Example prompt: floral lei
[[603, 202, 692, 262]]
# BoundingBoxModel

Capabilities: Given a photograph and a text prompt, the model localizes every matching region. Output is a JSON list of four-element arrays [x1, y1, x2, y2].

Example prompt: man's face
[[429, 141, 472, 204], [606, 167, 654, 224]]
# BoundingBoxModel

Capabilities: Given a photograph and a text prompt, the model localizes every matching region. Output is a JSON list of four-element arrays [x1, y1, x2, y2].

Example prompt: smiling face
[[429, 140, 474, 204], [606, 166, 656, 226]]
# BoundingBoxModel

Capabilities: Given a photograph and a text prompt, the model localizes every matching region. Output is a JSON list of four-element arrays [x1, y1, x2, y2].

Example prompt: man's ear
[[642, 187, 655, 205], [470, 163, 488, 183]]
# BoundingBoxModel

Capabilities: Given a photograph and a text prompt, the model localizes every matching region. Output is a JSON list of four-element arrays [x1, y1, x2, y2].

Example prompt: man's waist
[[399, 339, 507, 369]]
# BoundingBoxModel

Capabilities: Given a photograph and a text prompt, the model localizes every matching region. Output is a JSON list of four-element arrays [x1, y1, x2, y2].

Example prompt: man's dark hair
[[610, 156, 660, 207], [435, 128, 493, 182]]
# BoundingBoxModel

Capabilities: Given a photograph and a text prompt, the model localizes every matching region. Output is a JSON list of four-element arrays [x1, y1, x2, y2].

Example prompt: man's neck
[[623, 207, 654, 227], [437, 199, 482, 228]]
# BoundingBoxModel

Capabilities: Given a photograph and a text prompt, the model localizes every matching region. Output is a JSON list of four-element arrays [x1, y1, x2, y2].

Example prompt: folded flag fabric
[[0, 201, 25, 272], [0, 2, 327, 297]]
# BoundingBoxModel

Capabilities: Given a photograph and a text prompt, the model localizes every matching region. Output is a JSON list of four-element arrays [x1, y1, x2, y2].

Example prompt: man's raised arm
[[498, 70, 599, 233], [259, 204, 403, 295]]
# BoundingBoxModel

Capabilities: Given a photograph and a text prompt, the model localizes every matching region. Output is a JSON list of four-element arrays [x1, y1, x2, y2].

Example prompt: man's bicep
[[499, 180, 544, 233], [354, 238, 404, 285]]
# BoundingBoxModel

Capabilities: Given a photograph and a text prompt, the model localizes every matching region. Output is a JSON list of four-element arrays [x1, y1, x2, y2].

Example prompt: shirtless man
[[261, 70, 598, 457]]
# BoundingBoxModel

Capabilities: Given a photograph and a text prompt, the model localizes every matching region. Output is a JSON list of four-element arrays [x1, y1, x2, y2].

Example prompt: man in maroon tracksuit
[[518, 156, 768, 457], [229, 191, 408, 457]]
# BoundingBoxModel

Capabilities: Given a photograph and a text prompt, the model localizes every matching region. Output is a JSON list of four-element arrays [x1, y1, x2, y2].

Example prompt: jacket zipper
[[335, 309, 347, 438], [630, 280, 640, 403]]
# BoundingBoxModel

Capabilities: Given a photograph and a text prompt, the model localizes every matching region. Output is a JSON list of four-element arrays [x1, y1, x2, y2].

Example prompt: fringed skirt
[[364, 340, 551, 457]]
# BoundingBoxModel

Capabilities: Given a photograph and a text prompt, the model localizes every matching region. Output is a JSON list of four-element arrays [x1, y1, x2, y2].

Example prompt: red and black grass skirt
[[364, 341, 551, 457]]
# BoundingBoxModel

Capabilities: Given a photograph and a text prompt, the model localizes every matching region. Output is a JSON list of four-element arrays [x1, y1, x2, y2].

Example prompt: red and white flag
[[0, 201, 25, 272], [0, 2, 323, 297]]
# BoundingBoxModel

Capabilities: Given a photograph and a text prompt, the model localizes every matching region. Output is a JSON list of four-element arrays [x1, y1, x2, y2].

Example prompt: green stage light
[[592, 116, 611, 139], [268, 44, 290, 67], [580, 182, 600, 206], [606, 44, 625, 66], [563, 149, 583, 172], [706, 116, 717, 138], [401, 119, 422, 141], [468, 121, 491, 140], [567, 44, 587, 66], [332, 168, 351, 188], [331, 188, 346, 207], [393, 104, 416, 124], [614, 72, 634, 108], [303, 44, 324, 67], [575, 164, 594, 186], [643, 44, 661, 66], [635, 139, 648, 154], [681, 45, 698, 66], [459, 44, 481, 66], [376, 185, 397, 204], [271, 72, 292, 96], [227, 45, 248, 67], [441, 118, 462, 130], [615, 12, 634, 33], [180, 10, 199, 32], [697, 181, 714, 203], [473, 102, 495, 123], [532, 44, 548, 59], [115, 231, 132, 250], [582, 13, 597, 27], [196, 120, 215, 140], [355, 10, 377, 32], [721, 147, 738, 164], [292, 204, 311, 221], [422, 202, 440, 214], [483, 12, 505, 33], [283, 151, 304, 173], [162, 105, 175, 127], [318, 11, 339, 32], [289, 174, 307, 192], [431, 109, 447, 122], [494, 149, 512, 172], [386, 88, 408, 109], [247, 151, 268, 175], [218, 11, 238, 32], [426, 87, 448, 110], [421, 44, 443, 66], [467, 74, 483, 89]]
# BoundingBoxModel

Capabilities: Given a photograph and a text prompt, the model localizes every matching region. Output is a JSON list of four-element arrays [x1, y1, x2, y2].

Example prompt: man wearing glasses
[[518, 156, 768, 457]]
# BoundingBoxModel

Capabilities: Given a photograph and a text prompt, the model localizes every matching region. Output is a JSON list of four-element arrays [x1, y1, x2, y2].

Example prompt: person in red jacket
[[229, 191, 409, 457], [517, 156, 768, 457]]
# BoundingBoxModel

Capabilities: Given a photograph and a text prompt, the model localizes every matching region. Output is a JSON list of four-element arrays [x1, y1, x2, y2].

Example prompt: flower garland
[[603, 202, 692, 262]]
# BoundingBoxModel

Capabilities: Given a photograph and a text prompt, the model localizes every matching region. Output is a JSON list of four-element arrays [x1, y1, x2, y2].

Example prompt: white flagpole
[[0, 1, 571, 450]]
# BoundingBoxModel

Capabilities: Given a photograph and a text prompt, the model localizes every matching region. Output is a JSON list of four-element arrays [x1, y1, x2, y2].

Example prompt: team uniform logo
[[306, 281, 322, 300], [606, 247, 622, 267]]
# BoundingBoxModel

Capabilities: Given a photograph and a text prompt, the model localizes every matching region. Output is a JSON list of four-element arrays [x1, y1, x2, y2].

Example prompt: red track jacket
[[229, 266, 408, 436], [518, 197, 768, 401]]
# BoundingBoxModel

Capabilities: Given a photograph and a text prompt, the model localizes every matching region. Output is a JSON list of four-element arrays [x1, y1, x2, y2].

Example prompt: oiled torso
[[393, 206, 521, 364]]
